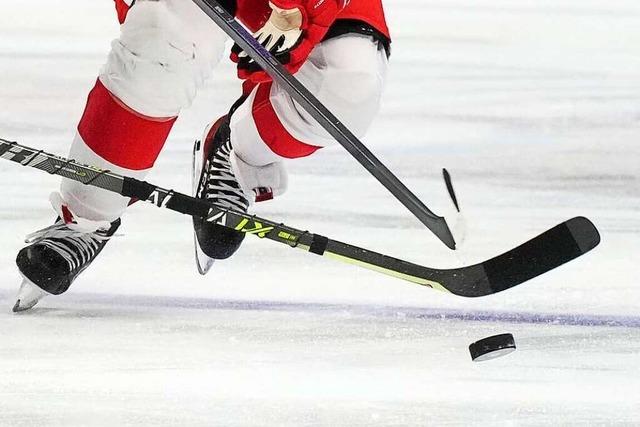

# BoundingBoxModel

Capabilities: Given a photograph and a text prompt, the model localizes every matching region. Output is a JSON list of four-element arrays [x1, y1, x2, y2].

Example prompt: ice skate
[[193, 117, 251, 274], [192, 116, 288, 275], [13, 193, 121, 311]]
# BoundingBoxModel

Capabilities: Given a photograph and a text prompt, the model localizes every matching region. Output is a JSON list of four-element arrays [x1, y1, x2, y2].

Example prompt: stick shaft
[[190, 0, 455, 249]]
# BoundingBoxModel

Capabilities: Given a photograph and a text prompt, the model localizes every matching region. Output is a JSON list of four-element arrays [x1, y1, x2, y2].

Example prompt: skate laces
[[24, 223, 111, 245], [23, 192, 118, 271], [24, 221, 114, 272], [205, 139, 250, 212]]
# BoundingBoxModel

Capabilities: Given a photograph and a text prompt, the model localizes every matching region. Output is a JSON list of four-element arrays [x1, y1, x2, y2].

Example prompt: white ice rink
[[1, 1, 639, 425]]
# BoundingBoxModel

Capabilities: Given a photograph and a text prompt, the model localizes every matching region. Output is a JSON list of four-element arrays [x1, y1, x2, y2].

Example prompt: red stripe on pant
[[252, 82, 321, 159], [78, 79, 176, 170]]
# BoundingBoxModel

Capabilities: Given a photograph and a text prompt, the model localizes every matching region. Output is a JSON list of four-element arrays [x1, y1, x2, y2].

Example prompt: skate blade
[[192, 137, 215, 275], [13, 299, 37, 313], [12, 278, 48, 313], [194, 231, 215, 275], [192, 138, 203, 196]]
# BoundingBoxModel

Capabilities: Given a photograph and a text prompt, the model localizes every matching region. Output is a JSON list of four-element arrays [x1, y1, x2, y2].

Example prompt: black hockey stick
[[0, 138, 600, 297], [189, 0, 456, 250]]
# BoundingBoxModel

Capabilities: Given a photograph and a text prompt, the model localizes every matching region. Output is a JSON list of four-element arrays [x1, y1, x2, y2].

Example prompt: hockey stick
[[189, 0, 456, 250], [0, 138, 600, 297]]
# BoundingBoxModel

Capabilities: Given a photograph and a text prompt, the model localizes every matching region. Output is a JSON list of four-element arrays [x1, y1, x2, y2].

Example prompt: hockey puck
[[469, 333, 516, 362]]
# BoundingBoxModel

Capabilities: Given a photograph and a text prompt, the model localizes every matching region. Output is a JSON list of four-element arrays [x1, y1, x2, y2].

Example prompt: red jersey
[[236, 0, 389, 39], [114, 0, 389, 40], [339, 0, 389, 39]]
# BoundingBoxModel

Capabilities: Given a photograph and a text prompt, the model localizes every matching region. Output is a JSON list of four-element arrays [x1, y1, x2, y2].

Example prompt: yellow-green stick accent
[[322, 251, 449, 293]]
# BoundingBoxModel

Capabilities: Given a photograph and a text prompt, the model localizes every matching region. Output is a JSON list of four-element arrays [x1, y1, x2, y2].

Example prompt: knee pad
[[307, 33, 388, 137], [257, 33, 388, 150], [101, 0, 224, 117], [319, 39, 387, 137], [324, 71, 383, 138]]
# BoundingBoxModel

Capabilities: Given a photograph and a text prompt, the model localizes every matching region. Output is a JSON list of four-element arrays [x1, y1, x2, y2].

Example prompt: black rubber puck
[[469, 333, 516, 362]]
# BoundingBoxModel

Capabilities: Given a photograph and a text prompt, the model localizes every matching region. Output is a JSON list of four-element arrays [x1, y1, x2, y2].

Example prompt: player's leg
[[193, 32, 388, 270], [244, 33, 389, 151], [14, 0, 227, 311], [64, 0, 226, 222]]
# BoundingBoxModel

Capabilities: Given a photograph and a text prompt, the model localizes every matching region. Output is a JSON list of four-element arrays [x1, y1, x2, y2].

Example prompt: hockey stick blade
[[0, 138, 600, 297], [442, 216, 599, 296], [442, 168, 460, 212], [320, 217, 599, 297], [190, 0, 456, 250]]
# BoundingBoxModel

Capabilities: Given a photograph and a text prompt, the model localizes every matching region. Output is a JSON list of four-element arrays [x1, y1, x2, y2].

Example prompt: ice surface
[[0, 1, 639, 425]]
